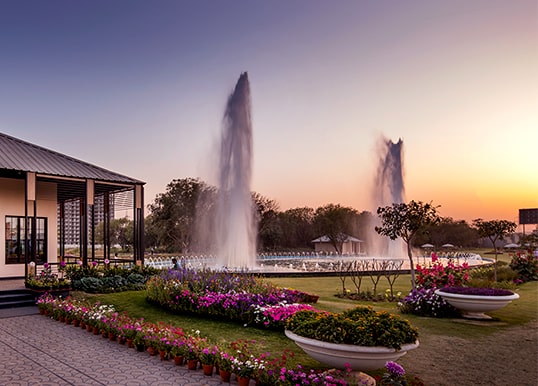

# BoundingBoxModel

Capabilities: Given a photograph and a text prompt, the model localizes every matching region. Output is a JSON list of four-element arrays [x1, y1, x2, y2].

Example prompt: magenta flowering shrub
[[145, 267, 318, 329], [415, 256, 469, 289], [399, 256, 468, 317], [252, 302, 319, 329]]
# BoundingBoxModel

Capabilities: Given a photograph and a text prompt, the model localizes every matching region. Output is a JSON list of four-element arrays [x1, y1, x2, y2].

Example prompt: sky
[[0, 0, 536, 226]]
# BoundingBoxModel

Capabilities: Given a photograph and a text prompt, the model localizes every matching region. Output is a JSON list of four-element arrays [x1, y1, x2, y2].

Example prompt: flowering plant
[[145, 268, 317, 328], [286, 306, 418, 350], [381, 361, 407, 386], [217, 350, 235, 372], [199, 344, 219, 365], [252, 302, 319, 329], [398, 288, 458, 317], [415, 256, 469, 289], [25, 262, 71, 290], [438, 286, 516, 296], [509, 251, 538, 282]]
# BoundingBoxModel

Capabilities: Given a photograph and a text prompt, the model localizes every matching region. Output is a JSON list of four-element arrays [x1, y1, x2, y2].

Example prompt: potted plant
[[434, 286, 520, 319], [285, 306, 419, 371]]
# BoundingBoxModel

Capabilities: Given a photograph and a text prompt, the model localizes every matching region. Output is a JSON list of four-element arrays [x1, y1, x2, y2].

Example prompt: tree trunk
[[407, 242, 416, 290]]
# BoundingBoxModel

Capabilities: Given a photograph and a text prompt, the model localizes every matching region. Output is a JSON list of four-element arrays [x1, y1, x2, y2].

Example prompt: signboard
[[519, 208, 538, 225]]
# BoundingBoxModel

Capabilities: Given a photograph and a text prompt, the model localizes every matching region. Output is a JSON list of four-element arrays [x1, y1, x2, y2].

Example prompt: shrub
[[398, 288, 458, 318], [285, 306, 418, 350], [509, 251, 538, 282]]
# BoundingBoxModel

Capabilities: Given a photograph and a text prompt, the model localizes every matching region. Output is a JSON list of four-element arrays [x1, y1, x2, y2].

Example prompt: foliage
[[145, 267, 318, 328], [468, 262, 518, 288], [285, 306, 419, 350], [314, 204, 359, 254], [509, 250, 538, 282], [147, 177, 215, 253], [472, 218, 517, 281], [398, 254, 466, 317], [381, 361, 407, 386], [413, 217, 478, 249], [94, 217, 133, 252], [398, 288, 459, 318], [376, 200, 441, 289], [65, 263, 156, 293], [25, 262, 71, 290], [415, 256, 469, 289]]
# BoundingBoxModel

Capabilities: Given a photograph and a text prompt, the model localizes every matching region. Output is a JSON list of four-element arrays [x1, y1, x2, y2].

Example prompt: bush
[[285, 306, 419, 350], [398, 288, 459, 318], [509, 251, 538, 282]]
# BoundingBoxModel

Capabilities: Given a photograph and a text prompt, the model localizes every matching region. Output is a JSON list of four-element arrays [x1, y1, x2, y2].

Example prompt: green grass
[[83, 270, 537, 375]]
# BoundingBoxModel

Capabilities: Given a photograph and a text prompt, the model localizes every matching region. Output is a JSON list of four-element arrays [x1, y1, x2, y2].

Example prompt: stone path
[[0, 307, 229, 386]]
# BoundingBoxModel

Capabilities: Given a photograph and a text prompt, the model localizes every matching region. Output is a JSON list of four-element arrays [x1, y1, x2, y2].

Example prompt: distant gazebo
[[312, 234, 364, 255], [0, 132, 145, 279]]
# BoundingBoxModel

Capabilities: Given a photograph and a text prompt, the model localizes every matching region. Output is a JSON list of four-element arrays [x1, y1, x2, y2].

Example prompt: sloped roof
[[0, 132, 143, 184], [312, 234, 363, 243]]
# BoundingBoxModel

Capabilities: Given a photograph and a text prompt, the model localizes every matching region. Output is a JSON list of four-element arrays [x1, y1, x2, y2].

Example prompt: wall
[[0, 177, 58, 278]]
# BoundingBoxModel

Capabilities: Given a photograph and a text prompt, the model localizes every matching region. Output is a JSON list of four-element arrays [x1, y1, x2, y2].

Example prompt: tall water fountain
[[214, 72, 257, 269], [368, 136, 406, 257]]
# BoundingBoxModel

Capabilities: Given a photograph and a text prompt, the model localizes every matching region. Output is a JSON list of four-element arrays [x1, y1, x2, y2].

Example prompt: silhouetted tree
[[148, 178, 214, 253], [376, 200, 441, 289], [314, 204, 359, 254], [473, 218, 517, 281]]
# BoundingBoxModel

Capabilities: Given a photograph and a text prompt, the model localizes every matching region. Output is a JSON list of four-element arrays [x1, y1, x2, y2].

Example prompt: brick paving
[[0, 308, 230, 386]]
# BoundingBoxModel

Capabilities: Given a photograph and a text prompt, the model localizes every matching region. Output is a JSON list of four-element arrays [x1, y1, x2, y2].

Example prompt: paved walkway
[[0, 307, 228, 386]]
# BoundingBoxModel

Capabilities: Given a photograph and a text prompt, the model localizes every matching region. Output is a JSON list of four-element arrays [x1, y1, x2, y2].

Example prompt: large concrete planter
[[284, 330, 419, 371], [435, 289, 519, 319]]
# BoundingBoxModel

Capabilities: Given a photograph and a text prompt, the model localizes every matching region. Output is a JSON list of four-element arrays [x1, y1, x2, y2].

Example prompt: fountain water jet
[[368, 136, 406, 257], [214, 72, 257, 269]]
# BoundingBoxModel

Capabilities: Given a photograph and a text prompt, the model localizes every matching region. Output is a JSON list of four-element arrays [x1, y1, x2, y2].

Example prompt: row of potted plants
[[36, 294, 359, 385]]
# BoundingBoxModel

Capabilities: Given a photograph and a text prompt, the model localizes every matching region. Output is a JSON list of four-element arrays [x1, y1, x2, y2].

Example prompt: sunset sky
[[1, 1, 536, 226]]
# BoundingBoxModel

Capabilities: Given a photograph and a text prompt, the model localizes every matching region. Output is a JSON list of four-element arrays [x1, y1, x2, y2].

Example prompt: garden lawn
[[86, 273, 537, 384]]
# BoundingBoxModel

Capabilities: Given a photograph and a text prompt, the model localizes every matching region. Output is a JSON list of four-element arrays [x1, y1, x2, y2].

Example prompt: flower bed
[[145, 267, 319, 329]]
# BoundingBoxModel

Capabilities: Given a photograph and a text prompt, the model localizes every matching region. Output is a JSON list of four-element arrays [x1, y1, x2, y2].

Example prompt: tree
[[252, 192, 281, 251], [314, 204, 358, 254], [148, 178, 214, 253], [414, 217, 478, 248], [473, 218, 517, 281], [94, 218, 133, 252], [375, 200, 441, 289], [279, 207, 316, 249]]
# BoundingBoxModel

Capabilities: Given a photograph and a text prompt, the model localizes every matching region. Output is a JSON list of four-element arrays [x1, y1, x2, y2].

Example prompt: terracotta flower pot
[[73, 319, 80, 327], [159, 350, 168, 360], [187, 359, 197, 370], [92, 326, 100, 335], [147, 346, 157, 356], [219, 369, 231, 382], [173, 355, 184, 366], [237, 376, 250, 386], [108, 332, 116, 341], [202, 364, 213, 376]]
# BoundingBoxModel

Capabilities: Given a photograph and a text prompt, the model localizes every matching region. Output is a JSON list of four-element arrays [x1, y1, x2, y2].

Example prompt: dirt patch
[[399, 320, 538, 385]]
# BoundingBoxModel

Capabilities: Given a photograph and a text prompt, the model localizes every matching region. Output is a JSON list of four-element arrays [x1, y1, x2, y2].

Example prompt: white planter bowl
[[435, 289, 519, 319], [284, 330, 419, 371]]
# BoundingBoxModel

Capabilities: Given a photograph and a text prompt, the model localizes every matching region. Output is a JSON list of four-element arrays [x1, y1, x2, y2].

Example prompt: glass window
[[5, 216, 47, 264]]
